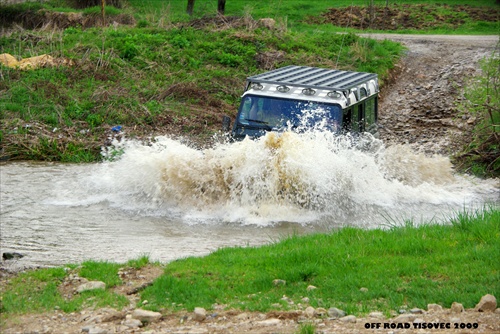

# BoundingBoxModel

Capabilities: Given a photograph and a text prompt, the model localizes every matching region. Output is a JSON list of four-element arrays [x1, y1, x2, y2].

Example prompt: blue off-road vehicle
[[223, 65, 379, 139]]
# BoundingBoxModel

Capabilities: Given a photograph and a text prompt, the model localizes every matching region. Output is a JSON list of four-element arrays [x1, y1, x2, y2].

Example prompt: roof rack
[[246, 65, 377, 92]]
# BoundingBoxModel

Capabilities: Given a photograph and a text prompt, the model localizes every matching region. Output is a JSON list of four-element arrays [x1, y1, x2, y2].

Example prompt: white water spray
[[93, 128, 498, 226]]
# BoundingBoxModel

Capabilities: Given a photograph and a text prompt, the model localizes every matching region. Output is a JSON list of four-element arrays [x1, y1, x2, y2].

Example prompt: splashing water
[[93, 129, 498, 227], [1, 127, 498, 268]]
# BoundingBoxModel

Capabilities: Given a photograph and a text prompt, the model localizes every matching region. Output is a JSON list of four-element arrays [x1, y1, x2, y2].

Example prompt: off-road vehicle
[[223, 65, 379, 139]]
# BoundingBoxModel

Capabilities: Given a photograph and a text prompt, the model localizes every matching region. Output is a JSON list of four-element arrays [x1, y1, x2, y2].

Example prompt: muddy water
[[1, 132, 498, 270]]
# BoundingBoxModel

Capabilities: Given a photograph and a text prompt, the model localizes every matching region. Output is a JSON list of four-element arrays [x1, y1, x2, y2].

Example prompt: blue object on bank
[[111, 125, 122, 132]]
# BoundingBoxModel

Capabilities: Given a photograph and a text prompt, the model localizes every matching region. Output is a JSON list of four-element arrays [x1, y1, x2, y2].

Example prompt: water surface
[[1, 132, 497, 270]]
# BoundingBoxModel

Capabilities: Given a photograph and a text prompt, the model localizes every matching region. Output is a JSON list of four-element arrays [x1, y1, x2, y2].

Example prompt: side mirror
[[222, 115, 231, 132]]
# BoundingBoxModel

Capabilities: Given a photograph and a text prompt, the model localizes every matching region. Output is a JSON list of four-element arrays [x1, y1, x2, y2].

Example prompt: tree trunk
[[187, 0, 195, 16], [101, 0, 106, 25], [217, 0, 226, 15], [369, 0, 374, 29]]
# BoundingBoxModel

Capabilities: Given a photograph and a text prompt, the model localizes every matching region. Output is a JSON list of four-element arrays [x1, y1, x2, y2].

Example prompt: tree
[[101, 0, 106, 25], [186, 0, 226, 17], [187, 0, 195, 16], [218, 0, 226, 15]]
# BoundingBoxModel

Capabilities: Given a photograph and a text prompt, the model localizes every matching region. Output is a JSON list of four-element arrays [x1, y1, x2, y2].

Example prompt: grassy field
[[128, 0, 500, 35], [0, 0, 498, 162], [1, 207, 498, 316]]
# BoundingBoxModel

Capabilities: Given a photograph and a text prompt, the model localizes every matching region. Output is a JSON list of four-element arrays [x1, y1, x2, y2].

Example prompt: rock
[[475, 294, 497, 312], [328, 307, 346, 318], [273, 279, 286, 286], [0, 53, 73, 70], [89, 327, 108, 334], [305, 306, 315, 318], [256, 318, 281, 326], [131, 309, 162, 323], [427, 303, 443, 312], [235, 312, 250, 320], [193, 307, 207, 322], [369, 311, 385, 319], [123, 318, 142, 329], [100, 309, 124, 322], [76, 281, 106, 293], [315, 307, 327, 316], [340, 315, 357, 323], [306, 285, 317, 291], [410, 308, 424, 314], [360, 287, 368, 292], [82, 326, 106, 333], [450, 302, 464, 313], [301, 297, 310, 303], [2, 252, 24, 260], [394, 314, 416, 323], [0, 53, 18, 67], [281, 295, 292, 303], [257, 18, 276, 30]]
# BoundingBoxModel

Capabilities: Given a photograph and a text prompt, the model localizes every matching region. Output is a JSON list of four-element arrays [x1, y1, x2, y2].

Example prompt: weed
[[454, 51, 500, 177], [0, 261, 134, 315], [298, 322, 316, 334], [126, 255, 153, 269], [79, 260, 122, 287]]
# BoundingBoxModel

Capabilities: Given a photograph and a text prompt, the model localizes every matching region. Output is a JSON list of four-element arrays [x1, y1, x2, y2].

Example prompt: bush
[[65, 0, 124, 9], [454, 49, 500, 177]]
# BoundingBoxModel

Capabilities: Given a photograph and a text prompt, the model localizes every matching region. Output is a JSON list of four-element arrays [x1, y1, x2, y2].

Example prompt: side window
[[356, 103, 364, 132], [342, 108, 352, 132], [365, 97, 377, 126], [360, 87, 367, 99]]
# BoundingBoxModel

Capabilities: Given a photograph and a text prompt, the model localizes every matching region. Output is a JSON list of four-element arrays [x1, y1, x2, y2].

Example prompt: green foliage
[[20, 137, 100, 163], [140, 207, 500, 313], [79, 260, 123, 287], [119, 40, 139, 60], [454, 51, 500, 177], [126, 255, 153, 269], [64, 0, 124, 9], [83, 6, 122, 16], [2, 268, 128, 314], [298, 323, 317, 334]]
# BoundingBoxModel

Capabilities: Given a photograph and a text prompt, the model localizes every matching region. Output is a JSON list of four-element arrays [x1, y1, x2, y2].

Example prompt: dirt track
[[371, 33, 499, 155]]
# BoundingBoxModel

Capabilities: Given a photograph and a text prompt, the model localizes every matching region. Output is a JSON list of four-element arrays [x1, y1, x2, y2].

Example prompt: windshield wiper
[[240, 119, 273, 131], [244, 118, 269, 124]]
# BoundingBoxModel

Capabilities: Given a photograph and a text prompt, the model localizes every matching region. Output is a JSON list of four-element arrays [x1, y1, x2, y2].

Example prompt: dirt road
[[369, 34, 499, 156]]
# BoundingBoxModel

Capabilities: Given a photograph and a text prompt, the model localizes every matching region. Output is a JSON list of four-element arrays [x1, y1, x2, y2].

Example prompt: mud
[[314, 4, 500, 31], [372, 34, 499, 156]]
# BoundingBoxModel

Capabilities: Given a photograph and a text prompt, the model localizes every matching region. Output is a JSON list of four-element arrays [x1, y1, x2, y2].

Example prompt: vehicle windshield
[[237, 95, 342, 132]]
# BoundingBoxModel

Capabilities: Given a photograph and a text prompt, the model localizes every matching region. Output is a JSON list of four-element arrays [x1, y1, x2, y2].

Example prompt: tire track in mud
[[365, 34, 499, 155]]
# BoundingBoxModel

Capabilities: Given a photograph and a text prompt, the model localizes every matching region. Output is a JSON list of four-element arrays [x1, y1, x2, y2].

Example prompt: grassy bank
[[453, 52, 500, 178], [1, 207, 498, 317], [1, 1, 498, 162], [128, 0, 500, 35], [0, 4, 403, 161]]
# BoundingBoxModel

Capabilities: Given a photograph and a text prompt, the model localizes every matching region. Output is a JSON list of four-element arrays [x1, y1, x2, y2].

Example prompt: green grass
[[0, 256, 156, 315], [1, 208, 498, 317], [127, 0, 499, 35], [0, 266, 128, 314], [137, 206, 499, 315], [0, 18, 403, 161]]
